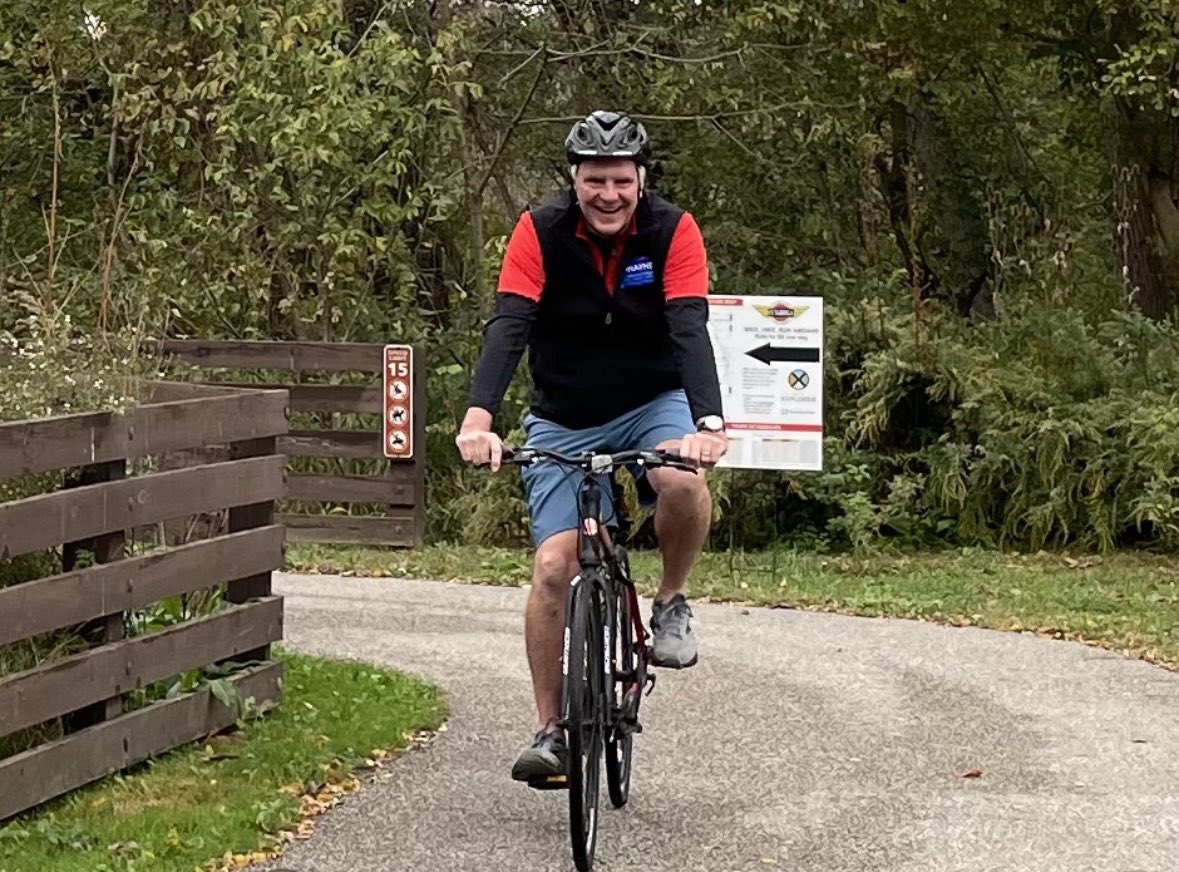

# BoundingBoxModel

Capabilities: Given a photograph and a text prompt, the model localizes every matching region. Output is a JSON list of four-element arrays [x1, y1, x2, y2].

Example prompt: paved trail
[[255, 572, 1179, 872]]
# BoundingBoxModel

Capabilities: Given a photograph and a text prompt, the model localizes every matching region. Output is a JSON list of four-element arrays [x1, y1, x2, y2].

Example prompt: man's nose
[[600, 182, 621, 200]]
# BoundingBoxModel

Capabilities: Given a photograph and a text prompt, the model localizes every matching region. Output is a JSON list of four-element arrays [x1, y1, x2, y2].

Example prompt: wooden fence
[[0, 382, 287, 822], [156, 340, 426, 547]]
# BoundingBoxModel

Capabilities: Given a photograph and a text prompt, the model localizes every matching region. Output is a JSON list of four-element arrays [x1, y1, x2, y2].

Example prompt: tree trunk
[[908, 100, 993, 318], [1110, 98, 1179, 320], [875, 98, 939, 306]]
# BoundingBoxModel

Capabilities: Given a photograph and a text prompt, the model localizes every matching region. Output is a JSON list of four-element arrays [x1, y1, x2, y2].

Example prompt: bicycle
[[497, 444, 699, 872]]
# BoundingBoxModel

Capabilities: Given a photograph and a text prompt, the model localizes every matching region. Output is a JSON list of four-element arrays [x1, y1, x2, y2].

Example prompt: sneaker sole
[[526, 773, 569, 791], [650, 653, 699, 669], [511, 754, 565, 783]]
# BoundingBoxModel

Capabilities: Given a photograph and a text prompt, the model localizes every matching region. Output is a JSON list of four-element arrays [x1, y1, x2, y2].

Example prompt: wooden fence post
[[226, 435, 281, 664], [412, 344, 427, 547], [61, 458, 127, 731]]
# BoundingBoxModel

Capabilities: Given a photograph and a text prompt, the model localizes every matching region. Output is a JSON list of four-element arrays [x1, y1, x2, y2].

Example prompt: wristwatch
[[695, 415, 725, 433]]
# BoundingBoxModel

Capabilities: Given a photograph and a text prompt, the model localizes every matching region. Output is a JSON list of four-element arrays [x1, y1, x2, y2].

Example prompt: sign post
[[383, 345, 414, 459], [706, 295, 824, 471]]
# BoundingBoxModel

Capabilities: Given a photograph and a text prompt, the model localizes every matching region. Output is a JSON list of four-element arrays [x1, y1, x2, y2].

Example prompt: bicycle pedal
[[527, 773, 570, 791]]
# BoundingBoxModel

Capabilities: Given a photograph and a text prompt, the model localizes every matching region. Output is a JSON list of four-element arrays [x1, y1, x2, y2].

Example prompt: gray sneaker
[[511, 729, 568, 788], [650, 594, 698, 668]]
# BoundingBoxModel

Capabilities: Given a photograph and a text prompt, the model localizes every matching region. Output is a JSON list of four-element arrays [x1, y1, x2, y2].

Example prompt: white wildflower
[[82, 10, 107, 42]]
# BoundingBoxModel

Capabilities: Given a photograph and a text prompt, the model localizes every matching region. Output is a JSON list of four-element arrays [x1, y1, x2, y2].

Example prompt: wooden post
[[226, 436, 281, 663], [412, 344, 427, 547], [61, 458, 127, 730]]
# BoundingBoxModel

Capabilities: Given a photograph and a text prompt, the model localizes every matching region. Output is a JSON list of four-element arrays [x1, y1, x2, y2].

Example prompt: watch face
[[698, 415, 724, 431]]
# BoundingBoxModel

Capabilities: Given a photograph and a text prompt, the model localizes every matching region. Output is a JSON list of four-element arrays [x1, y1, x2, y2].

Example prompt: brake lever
[[638, 450, 700, 473], [473, 444, 521, 469]]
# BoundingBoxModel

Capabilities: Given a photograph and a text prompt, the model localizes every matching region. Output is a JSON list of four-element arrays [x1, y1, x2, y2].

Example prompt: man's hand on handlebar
[[676, 430, 728, 469], [456, 407, 505, 471]]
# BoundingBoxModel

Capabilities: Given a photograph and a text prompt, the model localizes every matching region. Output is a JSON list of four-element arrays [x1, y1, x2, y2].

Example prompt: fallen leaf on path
[[960, 769, 984, 779]]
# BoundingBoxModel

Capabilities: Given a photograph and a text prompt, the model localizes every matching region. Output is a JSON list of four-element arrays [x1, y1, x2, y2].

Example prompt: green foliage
[[835, 302, 1179, 551], [1, 0, 1177, 555]]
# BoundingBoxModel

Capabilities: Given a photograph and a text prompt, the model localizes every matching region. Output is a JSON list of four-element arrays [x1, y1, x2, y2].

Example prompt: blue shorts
[[521, 390, 695, 546]]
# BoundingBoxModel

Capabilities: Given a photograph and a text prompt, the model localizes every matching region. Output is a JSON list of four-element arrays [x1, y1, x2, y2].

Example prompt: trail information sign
[[383, 344, 414, 459], [706, 296, 824, 471]]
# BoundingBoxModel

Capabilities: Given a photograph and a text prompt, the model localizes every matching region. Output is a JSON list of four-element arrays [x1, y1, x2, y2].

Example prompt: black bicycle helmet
[[565, 110, 651, 166]]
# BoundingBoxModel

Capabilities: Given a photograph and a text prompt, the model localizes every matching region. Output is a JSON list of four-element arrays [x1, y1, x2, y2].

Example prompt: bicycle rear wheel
[[564, 573, 605, 872], [605, 546, 643, 808]]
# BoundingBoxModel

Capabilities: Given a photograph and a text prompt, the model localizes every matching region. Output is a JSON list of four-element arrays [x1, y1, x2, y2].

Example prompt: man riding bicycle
[[455, 110, 728, 784]]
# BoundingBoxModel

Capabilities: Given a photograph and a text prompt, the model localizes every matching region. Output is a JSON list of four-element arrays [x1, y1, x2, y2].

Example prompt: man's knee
[[533, 533, 578, 594], [649, 466, 710, 510]]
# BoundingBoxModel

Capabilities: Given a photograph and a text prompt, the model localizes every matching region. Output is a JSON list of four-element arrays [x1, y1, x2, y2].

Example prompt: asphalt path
[[254, 571, 1179, 872]]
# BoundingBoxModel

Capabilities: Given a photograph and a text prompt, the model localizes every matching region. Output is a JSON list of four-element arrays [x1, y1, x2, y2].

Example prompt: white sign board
[[707, 295, 824, 471]]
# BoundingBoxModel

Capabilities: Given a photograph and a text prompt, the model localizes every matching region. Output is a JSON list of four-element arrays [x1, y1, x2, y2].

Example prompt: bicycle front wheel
[[564, 572, 606, 872], [605, 547, 640, 808]]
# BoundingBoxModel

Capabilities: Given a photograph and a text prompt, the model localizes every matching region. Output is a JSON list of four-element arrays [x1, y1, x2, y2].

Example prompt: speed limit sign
[[383, 345, 413, 459]]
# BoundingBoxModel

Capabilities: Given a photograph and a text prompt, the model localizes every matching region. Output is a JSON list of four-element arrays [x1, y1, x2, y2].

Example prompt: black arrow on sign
[[745, 344, 821, 365]]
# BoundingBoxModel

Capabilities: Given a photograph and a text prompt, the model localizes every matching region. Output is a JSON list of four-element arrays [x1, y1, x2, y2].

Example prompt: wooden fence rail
[[0, 382, 288, 822], [155, 339, 426, 547]]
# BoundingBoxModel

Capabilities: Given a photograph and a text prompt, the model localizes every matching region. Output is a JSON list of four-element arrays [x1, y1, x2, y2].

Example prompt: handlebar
[[495, 445, 699, 474]]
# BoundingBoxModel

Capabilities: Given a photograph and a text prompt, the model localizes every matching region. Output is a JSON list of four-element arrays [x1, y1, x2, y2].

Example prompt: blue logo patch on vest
[[620, 256, 655, 289]]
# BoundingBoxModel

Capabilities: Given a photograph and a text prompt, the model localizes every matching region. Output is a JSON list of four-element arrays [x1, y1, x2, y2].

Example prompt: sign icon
[[753, 302, 810, 323], [788, 369, 810, 390], [383, 345, 413, 459]]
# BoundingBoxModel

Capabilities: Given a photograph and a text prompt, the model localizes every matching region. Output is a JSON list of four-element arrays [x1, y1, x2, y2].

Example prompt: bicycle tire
[[605, 546, 640, 808], [564, 572, 605, 872]]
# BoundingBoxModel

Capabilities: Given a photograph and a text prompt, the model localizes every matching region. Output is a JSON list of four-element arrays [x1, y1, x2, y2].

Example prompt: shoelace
[[656, 599, 692, 638]]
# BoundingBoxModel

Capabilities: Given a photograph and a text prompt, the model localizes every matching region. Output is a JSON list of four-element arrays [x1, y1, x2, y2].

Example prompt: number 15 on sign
[[383, 345, 413, 459]]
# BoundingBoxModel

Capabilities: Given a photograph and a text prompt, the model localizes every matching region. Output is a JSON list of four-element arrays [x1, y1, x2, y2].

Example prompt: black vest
[[527, 190, 687, 428]]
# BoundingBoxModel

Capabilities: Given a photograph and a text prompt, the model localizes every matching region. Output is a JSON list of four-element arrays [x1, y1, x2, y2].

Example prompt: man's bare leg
[[639, 440, 712, 668], [525, 530, 579, 732], [649, 439, 712, 602]]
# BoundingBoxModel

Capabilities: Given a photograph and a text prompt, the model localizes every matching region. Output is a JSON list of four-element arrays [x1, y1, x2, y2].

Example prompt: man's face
[[573, 158, 640, 237]]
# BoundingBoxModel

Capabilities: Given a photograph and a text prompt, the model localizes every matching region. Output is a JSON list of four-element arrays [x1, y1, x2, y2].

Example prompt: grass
[[0, 649, 445, 872], [288, 543, 1179, 670]]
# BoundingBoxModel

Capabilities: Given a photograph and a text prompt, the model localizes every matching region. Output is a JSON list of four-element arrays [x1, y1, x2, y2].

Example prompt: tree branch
[[711, 119, 776, 168], [99, 135, 144, 332], [480, 44, 746, 64], [513, 102, 858, 125], [477, 48, 547, 199], [548, 46, 744, 64], [975, 61, 1052, 213], [44, 65, 62, 309], [497, 44, 546, 87], [347, 1, 397, 58]]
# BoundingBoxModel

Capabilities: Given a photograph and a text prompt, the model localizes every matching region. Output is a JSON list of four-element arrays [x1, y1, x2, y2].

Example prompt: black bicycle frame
[[572, 472, 648, 667], [576, 475, 609, 569]]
